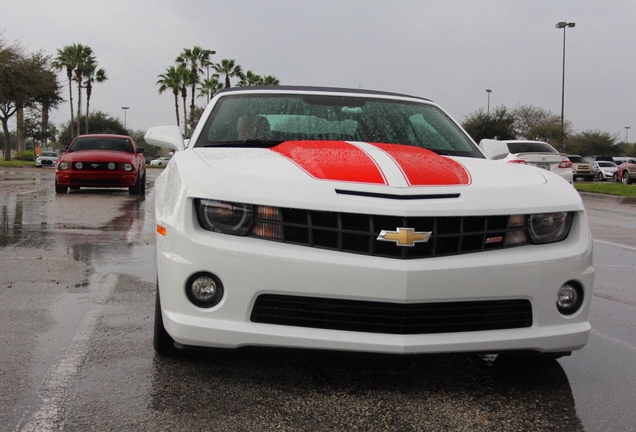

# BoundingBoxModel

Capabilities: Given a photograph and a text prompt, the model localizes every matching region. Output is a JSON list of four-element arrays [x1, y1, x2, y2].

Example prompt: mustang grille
[[254, 209, 522, 259], [251, 294, 533, 335], [73, 162, 117, 170]]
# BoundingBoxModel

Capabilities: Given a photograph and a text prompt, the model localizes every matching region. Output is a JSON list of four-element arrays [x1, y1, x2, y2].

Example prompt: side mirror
[[145, 126, 185, 152], [478, 139, 509, 160]]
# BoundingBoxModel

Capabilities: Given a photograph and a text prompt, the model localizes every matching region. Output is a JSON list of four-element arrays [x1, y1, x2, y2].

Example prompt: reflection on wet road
[[1, 168, 635, 430]]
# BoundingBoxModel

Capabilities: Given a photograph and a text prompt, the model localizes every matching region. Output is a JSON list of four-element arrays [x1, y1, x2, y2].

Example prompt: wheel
[[141, 173, 146, 195], [36, 165, 42, 168], [55, 179, 68, 194], [622, 170, 632, 185], [153, 283, 176, 356], [129, 173, 143, 195], [597, 172, 604, 181], [158, 162, 163, 167]]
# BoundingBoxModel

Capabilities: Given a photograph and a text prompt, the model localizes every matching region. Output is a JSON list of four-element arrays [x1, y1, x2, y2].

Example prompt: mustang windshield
[[195, 94, 483, 158]]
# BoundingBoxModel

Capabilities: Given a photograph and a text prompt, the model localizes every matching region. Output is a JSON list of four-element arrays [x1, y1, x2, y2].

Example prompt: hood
[[175, 140, 580, 216], [60, 150, 136, 162]]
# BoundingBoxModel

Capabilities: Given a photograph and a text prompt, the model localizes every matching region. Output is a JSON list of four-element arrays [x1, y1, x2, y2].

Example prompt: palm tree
[[52, 46, 78, 138], [237, 70, 262, 87], [258, 75, 280, 86], [73, 44, 94, 137], [83, 59, 107, 134], [176, 47, 214, 132], [198, 75, 223, 101], [157, 66, 183, 127], [213, 59, 243, 88]]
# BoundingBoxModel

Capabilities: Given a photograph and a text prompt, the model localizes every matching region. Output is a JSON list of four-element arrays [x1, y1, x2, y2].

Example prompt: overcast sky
[[2, 0, 635, 141]]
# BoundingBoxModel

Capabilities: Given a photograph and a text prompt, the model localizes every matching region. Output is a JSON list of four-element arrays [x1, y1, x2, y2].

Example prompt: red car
[[55, 134, 146, 195], [616, 159, 636, 184]]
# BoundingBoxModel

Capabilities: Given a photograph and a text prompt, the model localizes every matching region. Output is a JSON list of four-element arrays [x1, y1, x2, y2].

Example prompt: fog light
[[556, 282, 583, 315], [186, 272, 224, 308]]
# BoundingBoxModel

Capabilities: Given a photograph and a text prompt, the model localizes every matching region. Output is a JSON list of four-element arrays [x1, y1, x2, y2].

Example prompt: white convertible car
[[145, 86, 594, 359]]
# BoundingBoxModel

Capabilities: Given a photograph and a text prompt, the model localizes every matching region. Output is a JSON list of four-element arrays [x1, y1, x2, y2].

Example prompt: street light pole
[[556, 21, 575, 144], [122, 107, 129, 131], [486, 89, 492, 115], [626, 126, 631, 144]]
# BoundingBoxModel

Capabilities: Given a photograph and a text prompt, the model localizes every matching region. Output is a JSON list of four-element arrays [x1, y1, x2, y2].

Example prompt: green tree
[[52, 45, 79, 138], [83, 58, 107, 134], [157, 65, 183, 127], [58, 111, 126, 146], [564, 130, 620, 156], [237, 70, 262, 87], [512, 104, 569, 145], [213, 58, 243, 88], [461, 106, 515, 143], [1, 40, 60, 161], [176, 47, 214, 132]]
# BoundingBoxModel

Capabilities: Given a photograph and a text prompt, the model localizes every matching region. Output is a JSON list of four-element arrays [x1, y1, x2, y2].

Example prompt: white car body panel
[[150, 87, 593, 356]]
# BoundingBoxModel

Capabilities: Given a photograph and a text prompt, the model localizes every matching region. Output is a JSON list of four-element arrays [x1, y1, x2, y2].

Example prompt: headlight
[[58, 162, 70, 170], [123, 163, 133, 171], [195, 199, 254, 235], [528, 212, 572, 244]]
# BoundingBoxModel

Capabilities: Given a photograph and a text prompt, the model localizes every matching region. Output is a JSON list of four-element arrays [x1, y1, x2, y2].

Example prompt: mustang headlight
[[528, 212, 572, 244], [58, 161, 70, 170], [195, 199, 254, 236], [123, 163, 133, 171]]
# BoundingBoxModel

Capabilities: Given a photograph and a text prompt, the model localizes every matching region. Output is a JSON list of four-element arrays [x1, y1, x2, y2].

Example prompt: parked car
[[146, 86, 593, 360], [35, 151, 58, 168], [55, 134, 146, 195], [567, 155, 594, 181], [479, 139, 573, 183], [616, 159, 636, 184], [592, 161, 618, 181], [150, 157, 171, 167]]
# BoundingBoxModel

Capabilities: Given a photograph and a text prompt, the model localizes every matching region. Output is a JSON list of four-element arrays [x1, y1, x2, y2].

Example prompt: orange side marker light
[[157, 224, 167, 236]]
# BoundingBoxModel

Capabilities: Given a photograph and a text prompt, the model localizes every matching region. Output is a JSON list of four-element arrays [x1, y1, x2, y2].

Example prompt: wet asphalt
[[1, 167, 635, 431]]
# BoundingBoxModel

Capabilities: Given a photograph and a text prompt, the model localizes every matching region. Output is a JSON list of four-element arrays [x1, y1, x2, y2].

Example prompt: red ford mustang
[[55, 134, 146, 195]]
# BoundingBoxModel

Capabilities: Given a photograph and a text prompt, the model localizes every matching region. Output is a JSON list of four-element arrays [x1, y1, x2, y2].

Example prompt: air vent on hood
[[335, 189, 460, 200]]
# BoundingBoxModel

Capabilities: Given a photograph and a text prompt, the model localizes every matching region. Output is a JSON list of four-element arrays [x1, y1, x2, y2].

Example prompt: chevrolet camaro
[[145, 86, 594, 359]]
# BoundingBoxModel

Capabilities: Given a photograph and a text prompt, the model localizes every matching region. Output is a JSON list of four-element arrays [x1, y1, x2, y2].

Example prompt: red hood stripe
[[271, 141, 470, 186], [271, 141, 387, 184], [371, 143, 471, 186]]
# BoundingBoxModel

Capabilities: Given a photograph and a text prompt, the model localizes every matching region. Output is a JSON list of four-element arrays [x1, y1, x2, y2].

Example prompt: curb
[[578, 192, 636, 204]]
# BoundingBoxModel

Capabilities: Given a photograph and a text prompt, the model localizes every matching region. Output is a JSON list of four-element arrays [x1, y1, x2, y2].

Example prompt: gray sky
[[2, 0, 635, 141]]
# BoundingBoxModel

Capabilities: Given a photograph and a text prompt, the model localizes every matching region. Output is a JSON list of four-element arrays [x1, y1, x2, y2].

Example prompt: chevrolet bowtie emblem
[[377, 227, 432, 247]]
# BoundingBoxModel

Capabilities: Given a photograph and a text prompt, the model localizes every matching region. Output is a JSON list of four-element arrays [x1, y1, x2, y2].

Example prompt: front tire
[[153, 284, 176, 356], [598, 172, 604, 181], [55, 180, 68, 194], [129, 172, 144, 195], [622, 170, 632, 185]]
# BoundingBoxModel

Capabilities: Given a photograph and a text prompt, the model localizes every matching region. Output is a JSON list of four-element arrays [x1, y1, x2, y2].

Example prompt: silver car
[[35, 151, 58, 168], [592, 161, 618, 181]]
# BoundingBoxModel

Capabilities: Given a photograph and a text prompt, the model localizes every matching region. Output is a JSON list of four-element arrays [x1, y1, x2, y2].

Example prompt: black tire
[[597, 172, 604, 181], [157, 162, 163, 167], [55, 180, 68, 194], [70, 186, 80, 190], [153, 284, 176, 356], [36, 165, 42, 168], [140, 173, 146, 195], [622, 170, 632, 185], [129, 173, 143, 195]]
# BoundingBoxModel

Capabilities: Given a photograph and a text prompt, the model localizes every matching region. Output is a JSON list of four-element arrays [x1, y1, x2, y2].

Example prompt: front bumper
[[157, 208, 594, 355], [56, 170, 138, 187]]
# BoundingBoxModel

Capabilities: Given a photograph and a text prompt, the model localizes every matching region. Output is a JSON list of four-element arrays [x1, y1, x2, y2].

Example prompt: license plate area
[[536, 163, 550, 170]]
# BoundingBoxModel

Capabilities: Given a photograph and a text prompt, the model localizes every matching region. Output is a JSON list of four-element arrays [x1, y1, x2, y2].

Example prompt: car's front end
[[148, 87, 593, 358], [56, 150, 139, 188], [36, 153, 58, 167]]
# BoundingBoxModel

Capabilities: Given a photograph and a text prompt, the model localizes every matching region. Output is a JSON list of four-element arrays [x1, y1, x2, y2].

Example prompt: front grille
[[254, 209, 525, 259], [74, 162, 117, 170], [251, 294, 533, 335]]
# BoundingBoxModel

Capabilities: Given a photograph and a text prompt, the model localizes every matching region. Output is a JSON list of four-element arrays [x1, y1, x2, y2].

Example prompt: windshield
[[507, 142, 558, 154], [69, 137, 133, 153], [195, 94, 483, 158], [568, 156, 586, 163], [598, 161, 617, 167]]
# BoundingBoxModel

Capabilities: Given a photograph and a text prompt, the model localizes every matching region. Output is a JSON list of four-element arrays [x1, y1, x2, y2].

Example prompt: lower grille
[[70, 178, 119, 185], [251, 294, 532, 335]]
